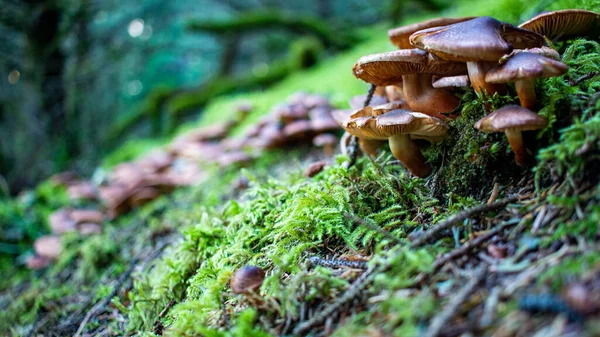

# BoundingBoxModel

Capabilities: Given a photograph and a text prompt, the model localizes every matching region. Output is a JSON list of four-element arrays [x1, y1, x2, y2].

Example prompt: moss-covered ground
[[1, 0, 600, 336]]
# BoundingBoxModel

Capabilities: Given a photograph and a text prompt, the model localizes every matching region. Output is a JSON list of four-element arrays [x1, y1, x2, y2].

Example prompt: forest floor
[[2, 0, 600, 336]]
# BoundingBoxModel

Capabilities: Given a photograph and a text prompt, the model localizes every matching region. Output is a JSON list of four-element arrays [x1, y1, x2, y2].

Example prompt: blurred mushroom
[[313, 133, 337, 157], [353, 49, 466, 119], [304, 161, 328, 177], [34, 235, 62, 260], [410, 17, 544, 96], [474, 105, 547, 166], [78, 223, 103, 236], [283, 120, 314, 142], [486, 52, 568, 109], [128, 187, 160, 208], [69, 209, 104, 224], [99, 185, 131, 217], [519, 9, 600, 41], [343, 109, 449, 177], [49, 209, 77, 234], [217, 151, 253, 167], [388, 17, 475, 49], [67, 182, 97, 201], [26, 255, 52, 270], [136, 150, 173, 173]]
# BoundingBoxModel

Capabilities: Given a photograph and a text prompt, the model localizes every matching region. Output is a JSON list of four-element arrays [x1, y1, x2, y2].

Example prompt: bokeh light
[[127, 80, 143, 96], [128, 19, 145, 38], [8, 70, 20, 85], [252, 62, 270, 77]]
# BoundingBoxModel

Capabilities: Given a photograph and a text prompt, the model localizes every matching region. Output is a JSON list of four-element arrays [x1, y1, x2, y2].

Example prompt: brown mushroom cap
[[34, 235, 63, 260], [343, 109, 449, 140], [49, 209, 77, 234], [474, 105, 547, 166], [432, 75, 470, 88], [486, 52, 568, 82], [474, 105, 547, 132], [410, 16, 545, 62], [519, 9, 600, 40], [352, 49, 467, 86], [230, 265, 265, 294], [388, 17, 475, 49], [69, 209, 104, 224], [313, 133, 337, 147]]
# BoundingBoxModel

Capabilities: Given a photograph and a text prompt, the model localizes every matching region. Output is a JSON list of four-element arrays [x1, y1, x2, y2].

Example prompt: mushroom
[[312, 133, 337, 157], [343, 109, 449, 177], [410, 17, 545, 96], [353, 49, 467, 119], [385, 85, 404, 101], [69, 209, 104, 224], [34, 235, 63, 260], [485, 52, 568, 109], [49, 209, 77, 234], [388, 17, 475, 49], [432, 75, 470, 89], [519, 9, 600, 41], [474, 105, 547, 166], [230, 265, 266, 306]]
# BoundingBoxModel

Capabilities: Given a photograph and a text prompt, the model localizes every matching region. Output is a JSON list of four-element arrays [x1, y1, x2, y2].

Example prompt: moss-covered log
[[186, 10, 359, 49]]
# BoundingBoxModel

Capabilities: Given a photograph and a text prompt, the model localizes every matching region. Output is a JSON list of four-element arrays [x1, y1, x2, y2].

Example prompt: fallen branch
[[413, 219, 520, 284], [409, 195, 520, 248], [423, 265, 487, 337], [343, 212, 402, 245]]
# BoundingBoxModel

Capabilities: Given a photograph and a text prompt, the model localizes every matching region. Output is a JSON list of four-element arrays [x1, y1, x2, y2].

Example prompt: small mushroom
[[353, 49, 466, 119], [519, 9, 600, 41], [34, 235, 63, 260], [410, 17, 544, 96], [485, 52, 568, 109], [343, 109, 449, 177], [230, 265, 266, 306], [69, 209, 104, 224], [313, 133, 337, 157], [474, 105, 547, 166]]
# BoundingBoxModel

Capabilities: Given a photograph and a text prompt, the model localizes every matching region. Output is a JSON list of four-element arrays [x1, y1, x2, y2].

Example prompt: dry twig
[[344, 84, 376, 168], [423, 265, 487, 337], [409, 195, 520, 248]]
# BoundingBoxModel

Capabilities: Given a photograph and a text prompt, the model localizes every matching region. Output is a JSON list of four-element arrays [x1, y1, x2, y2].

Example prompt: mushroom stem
[[467, 62, 506, 97], [359, 138, 385, 157], [402, 74, 460, 120], [388, 134, 431, 177], [504, 129, 527, 166], [514, 79, 536, 110]]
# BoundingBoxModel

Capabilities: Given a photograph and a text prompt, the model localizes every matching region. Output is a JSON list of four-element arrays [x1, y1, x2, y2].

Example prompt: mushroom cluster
[[33, 93, 340, 269], [344, 10, 598, 175]]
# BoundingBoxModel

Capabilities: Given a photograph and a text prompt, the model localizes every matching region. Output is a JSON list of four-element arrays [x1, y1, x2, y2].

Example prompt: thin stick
[[343, 212, 402, 245], [409, 196, 519, 248], [344, 84, 376, 168], [423, 266, 487, 337], [413, 219, 519, 284], [292, 265, 378, 336], [308, 256, 368, 269]]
